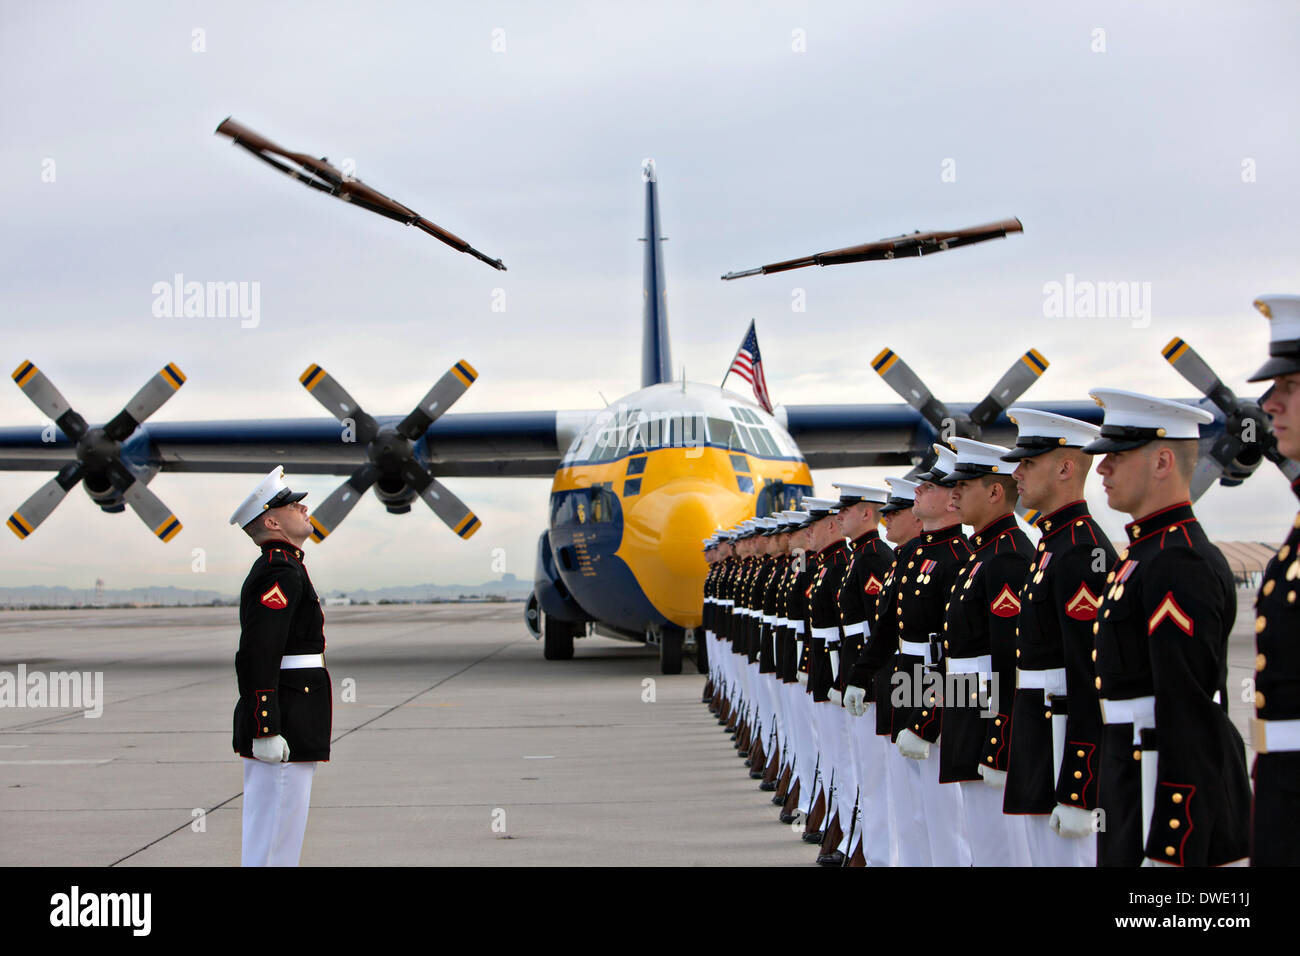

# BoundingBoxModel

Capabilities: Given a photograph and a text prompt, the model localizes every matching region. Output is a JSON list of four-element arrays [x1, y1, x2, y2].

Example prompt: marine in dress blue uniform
[[230, 467, 332, 867], [1247, 294, 1300, 866]]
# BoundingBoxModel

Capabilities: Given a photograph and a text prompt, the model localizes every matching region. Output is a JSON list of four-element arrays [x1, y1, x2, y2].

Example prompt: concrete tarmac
[[0, 603, 814, 866], [0, 595, 1261, 867]]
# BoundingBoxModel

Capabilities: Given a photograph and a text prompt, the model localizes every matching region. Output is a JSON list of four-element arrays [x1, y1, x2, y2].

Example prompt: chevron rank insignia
[[1065, 582, 1101, 621], [990, 583, 1022, 617], [864, 574, 883, 595], [260, 583, 289, 610], [1148, 592, 1193, 636]]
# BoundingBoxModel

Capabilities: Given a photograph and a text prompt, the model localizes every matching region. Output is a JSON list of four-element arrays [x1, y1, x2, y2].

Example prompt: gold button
[[1256, 615, 1267, 634], [261, 695, 268, 702], [1257, 653, 1267, 671], [1165, 846, 1175, 857], [1290, 592, 1297, 604], [262, 726, 269, 733], [944, 641, 949, 649], [1074, 770, 1082, 779], [1169, 819, 1180, 829], [1016, 649, 1021, 658], [1107, 572, 1116, 583], [1256, 692, 1265, 709], [1172, 793, 1183, 804], [1070, 792, 1079, 800], [1264, 580, 1276, 596], [908, 561, 915, 569], [995, 718, 1002, 726], [987, 756, 994, 763], [921, 710, 928, 717], [1119, 550, 1129, 560], [1281, 545, 1292, 562], [1077, 749, 1085, 757], [1095, 677, 1102, 690], [304, 686, 310, 692], [1045, 710, 1053, 719], [1133, 750, 1141, 761], [991, 737, 998, 744], [1104, 609, 1110, 618], [261, 710, 267, 717]]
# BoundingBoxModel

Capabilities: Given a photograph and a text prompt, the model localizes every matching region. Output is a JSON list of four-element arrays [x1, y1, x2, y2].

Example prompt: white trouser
[[816, 704, 856, 850], [242, 758, 317, 867], [799, 691, 822, 815], [849, 703, 897, 866], [1024, 813, 1096, 867], [890, 743, 931, 866], [904, 746, 971, 867], [959, 779, 1031, 866]]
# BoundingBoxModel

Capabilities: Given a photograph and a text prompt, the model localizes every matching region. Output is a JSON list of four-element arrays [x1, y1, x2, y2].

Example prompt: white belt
[[763, 614, 776, 626], [704, 596, 714, 604], [776, 617, 789, 629], [842, 620, 866, 637], [811, 626, 839, 640], [948, 654, 992, 675], [719, 599, 734, 607], [281, 654, 324, 669], [1254, 717, 1300, 754], [1101, 695, 1156, 745], [1017, 667, 1067, 696], [899, 639, 933, 664], [790, 621, 805, 635]]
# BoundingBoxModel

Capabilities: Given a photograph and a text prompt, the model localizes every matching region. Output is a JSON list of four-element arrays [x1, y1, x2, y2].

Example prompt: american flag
[[723, 319, 773, 413]]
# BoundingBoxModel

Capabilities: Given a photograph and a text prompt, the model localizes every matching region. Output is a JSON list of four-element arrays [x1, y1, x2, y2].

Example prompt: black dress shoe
[[770, 792, 785, 805], [759, 780, 778, 792], [748, 768, 765, 779], [816, 850, 846, 867], [801, 830, 824, 844], [779, 810, 798, 824]]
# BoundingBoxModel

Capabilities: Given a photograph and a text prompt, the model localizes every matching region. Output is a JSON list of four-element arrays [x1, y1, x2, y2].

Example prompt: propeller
[[1161, 336, 1298, 499], [298, 360, 482, 542], [215, 117, 506, 272], [871, 347, 1050, 447], [7, 362, 186, 541]]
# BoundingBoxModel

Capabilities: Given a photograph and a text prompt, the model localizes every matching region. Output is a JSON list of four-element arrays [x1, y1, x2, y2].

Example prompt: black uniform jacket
[[233, 540, 332, 763], [836, 531, 894, 693], [847, 534, 922, 738], [1094, 502, 1249, 867], [1251, 478, 1300, 865], [938, 513, 1031, 783], [807, 540, 851, 701], [1004, 501, 1114, 814]]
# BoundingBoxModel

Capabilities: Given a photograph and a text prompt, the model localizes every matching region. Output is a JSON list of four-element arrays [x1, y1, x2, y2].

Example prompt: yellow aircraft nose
[[619, 480, 744, 629]]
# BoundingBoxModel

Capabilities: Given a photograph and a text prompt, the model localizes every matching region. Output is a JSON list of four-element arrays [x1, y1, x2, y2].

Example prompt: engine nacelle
[[372, 475, 417, 514]]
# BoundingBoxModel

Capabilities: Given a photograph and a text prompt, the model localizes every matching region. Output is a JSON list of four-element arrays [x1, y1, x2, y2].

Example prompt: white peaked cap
[[229, 466, 308, 529]]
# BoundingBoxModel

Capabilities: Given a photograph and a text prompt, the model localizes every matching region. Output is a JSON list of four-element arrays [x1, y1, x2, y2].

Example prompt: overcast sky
[[2, 1, 1298, 596]]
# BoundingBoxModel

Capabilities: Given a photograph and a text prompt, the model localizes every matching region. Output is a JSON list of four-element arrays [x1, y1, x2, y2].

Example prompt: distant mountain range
[[0, 574, 531, 608]]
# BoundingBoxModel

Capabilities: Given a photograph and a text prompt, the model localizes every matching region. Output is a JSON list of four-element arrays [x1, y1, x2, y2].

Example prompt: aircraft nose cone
[[620, 483, 734, 628]]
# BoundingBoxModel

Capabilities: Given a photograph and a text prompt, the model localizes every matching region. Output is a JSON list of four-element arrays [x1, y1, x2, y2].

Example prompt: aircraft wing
[[780, 400, 1106, 470], [0, 410, 595, 478]]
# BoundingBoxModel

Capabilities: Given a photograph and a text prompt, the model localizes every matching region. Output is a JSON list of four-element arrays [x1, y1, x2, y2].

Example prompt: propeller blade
[[307, 464, 381, 542], [871, 348, 952, 431], [299, 365, 381, 444], [395, 361, 478, 440], [11, 361, 88, 441], [969, 350, 1050, 428], [1162, 338, 1238, 414], [400, 462, 480, 539], [104, 363, 187, 442], [1188, 455, 1223, 503], [119, 479, 183, 543], [7, 463, 83, 539]]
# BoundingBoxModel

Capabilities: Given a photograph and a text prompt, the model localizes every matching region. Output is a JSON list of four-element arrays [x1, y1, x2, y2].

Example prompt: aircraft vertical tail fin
[[640, 159, 673, 388]]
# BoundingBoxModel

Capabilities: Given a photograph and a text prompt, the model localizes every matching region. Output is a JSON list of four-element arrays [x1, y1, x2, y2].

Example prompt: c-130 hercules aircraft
[[3, 123, 1287, 673]]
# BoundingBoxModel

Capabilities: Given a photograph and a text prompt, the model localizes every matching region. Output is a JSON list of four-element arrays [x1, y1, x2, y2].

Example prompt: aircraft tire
[[660, 627, 683, 675], [543, 615, 575, 660]]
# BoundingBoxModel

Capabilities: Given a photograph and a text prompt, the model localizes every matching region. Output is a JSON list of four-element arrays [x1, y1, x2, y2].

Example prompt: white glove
[[1049, 804, 1095, 838], [827, 688, 843, 706], [1141, 857, 1176, 867], [252, 735, 290, 763], [797, 670, 809, 687], [896, 728, 929, 760], [977, 765, 1006, 789], [844, 685, 867, 717]]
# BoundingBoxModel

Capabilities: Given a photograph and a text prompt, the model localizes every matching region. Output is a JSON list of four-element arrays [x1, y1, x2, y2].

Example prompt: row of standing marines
[[700, 295, 1300, 866]]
